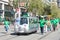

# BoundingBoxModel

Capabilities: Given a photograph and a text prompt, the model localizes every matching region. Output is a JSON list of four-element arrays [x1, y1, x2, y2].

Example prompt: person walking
[[44, 17, 48, 33], [55, 18, 59, 30], [59, 18, 60, 28], [4, 19, 10, 32], [39, 17, 45, 35], [46, 20, 51, 32], [51, 18, 57, 31]]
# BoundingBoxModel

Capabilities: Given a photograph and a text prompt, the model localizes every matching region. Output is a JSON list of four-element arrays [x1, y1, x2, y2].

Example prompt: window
[[29, 18, 33, 24], [4, 5, 12, 11], [20, 18, 28, 25], [5, 11, 11, 17], [29, 18, 38, 24]]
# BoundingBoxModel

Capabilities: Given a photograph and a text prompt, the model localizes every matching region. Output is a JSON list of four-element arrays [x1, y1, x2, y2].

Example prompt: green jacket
[[39, 19, 45, 27], [50, 19, 53, 24], [4, 21, 10, 26], [59, 18, 60, 23], [51, 19, 57, 25], [56, 18, 59, 23]]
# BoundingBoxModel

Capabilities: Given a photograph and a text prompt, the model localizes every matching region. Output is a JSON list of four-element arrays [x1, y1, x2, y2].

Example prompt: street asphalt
[[0, 25, 60, 40]]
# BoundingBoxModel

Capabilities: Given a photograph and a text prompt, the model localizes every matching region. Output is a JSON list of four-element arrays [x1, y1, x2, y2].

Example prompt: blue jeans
[[47, 26, 51, 31], [5, 25, 9, 32]]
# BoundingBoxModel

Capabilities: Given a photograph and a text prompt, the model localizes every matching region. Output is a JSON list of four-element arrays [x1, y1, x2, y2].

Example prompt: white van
[[14, 16, 39, 33]]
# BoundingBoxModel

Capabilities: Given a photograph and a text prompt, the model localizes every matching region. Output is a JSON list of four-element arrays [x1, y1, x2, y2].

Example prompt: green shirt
[[4, 21, 10, 26], [39, 19, 45, 27], [52, 19, 57, 25], [50, 19, 53, 24], [56, 18, 59, 23], [59, 18, 60, 23]]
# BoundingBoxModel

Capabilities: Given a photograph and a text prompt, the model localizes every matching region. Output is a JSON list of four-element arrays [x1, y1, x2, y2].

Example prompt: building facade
[[0, 0, 9, 18], [0, 0, 14, 21]]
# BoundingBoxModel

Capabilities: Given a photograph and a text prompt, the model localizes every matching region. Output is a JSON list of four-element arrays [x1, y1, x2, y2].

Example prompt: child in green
[[4, 20, 10, 32]]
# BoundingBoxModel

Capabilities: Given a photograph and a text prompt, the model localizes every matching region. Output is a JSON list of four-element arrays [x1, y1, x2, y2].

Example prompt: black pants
[[53, 24, 57, 31], [53, 27, 56, 31], [40, 27, 44, 34]]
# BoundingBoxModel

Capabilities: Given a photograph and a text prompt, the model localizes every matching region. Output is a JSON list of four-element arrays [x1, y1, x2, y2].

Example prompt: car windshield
[[20, 18, 28, 25]]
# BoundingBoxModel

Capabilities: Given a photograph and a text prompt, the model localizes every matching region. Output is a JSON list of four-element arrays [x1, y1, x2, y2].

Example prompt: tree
[[57, 9, 60, 18], [13, 0, 19, 8], [51, 4, 59, 18], [44, 5, 51, 15], [28, 0, 45, 16]]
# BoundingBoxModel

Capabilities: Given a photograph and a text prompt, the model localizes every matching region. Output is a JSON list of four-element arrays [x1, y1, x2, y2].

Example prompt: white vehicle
[[14, 16, 39, 33]]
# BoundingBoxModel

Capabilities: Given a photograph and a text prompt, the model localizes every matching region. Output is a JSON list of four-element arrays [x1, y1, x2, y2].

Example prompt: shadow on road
[[10, 31, 37, 36]]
